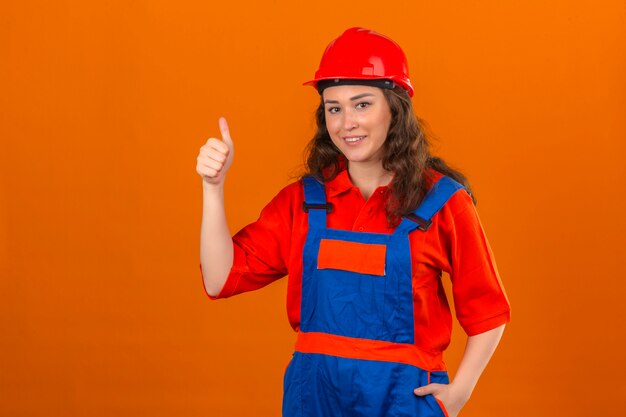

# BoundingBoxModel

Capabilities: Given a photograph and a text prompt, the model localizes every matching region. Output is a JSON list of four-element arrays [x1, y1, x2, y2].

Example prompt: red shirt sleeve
[[439, 190, 511, 336], [205, 182, 297, 299]]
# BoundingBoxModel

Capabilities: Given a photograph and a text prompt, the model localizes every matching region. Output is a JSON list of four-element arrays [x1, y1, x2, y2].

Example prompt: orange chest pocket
[[317, 238, 387, 276]]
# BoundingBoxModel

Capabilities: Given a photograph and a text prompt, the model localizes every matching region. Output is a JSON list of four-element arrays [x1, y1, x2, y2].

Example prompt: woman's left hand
[[413, 382, 470, 417]]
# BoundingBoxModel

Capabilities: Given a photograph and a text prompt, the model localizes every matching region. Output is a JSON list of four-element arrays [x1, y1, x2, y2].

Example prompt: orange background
[[1, 1, 625, 416]]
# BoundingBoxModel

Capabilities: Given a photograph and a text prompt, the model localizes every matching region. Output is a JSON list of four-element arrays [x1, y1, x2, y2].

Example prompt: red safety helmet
[[303, 27, 414, 97]]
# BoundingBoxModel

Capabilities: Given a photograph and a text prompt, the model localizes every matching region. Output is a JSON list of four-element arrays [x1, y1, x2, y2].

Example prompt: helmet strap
[[317, 79, 396, 94]]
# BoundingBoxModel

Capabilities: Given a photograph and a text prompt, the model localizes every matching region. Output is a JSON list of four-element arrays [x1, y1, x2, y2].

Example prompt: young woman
[[196, 27, 510, 417]]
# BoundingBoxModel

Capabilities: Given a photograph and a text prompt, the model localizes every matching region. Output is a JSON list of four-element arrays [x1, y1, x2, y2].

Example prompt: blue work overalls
[[283, 175, 464, 417]]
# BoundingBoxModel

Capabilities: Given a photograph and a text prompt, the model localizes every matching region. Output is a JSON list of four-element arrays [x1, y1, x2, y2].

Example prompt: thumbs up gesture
[[196, 117, 235, 186]]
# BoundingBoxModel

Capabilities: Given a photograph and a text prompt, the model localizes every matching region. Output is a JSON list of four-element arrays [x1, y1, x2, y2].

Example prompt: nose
[[342, 110, 358, 131]]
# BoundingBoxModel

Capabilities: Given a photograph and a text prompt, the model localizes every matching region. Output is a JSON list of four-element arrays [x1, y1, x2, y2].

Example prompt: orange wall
[[1, 1, 625, 416]]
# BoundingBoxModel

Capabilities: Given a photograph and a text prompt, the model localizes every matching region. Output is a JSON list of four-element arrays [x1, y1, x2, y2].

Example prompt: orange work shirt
[[204, 167, 510, 354]]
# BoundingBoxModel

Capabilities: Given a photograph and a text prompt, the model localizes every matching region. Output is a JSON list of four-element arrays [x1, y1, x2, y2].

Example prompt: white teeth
[[345, 136, 364, 143]]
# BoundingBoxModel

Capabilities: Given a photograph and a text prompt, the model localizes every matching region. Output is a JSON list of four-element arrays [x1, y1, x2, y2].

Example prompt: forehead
[[322, 84, 384, 101]]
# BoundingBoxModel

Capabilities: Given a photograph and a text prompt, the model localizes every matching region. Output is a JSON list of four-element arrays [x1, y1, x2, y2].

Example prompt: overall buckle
[[302, 202, 333, 213], [405, 213, 432, 231]]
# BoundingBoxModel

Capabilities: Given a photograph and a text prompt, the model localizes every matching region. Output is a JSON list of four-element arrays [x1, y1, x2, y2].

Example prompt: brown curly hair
[[302, 86, 476, 228]]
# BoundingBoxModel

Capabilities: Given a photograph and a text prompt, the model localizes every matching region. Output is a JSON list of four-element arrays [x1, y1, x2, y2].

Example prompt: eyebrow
[[323, 93, 375, 104]]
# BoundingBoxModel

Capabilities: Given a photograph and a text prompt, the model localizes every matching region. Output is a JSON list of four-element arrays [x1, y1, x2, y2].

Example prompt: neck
[[347, 161, 394, 199]]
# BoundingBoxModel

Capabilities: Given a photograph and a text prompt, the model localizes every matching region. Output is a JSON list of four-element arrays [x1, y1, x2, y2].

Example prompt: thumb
[[414, 384, 438, 396], [219, 116, 234, 149]]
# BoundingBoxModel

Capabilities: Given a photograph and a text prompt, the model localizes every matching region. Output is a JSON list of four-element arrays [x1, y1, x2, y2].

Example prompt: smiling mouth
[[344, 135, 366, 144]]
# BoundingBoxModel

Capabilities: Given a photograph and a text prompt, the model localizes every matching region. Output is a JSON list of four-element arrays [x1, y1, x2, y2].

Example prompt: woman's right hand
[[196, 117, 234, 187]]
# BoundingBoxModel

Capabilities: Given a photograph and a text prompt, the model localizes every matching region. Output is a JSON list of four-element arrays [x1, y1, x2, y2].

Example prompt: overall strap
[[302, 176, 331, 230], [395, 176, 465, 235]]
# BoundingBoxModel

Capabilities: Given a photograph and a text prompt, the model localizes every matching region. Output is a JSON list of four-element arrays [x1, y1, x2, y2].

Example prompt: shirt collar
[[325, 168, 356, 197], [320, 159, 444, 199], [323, 157, 393, 198]]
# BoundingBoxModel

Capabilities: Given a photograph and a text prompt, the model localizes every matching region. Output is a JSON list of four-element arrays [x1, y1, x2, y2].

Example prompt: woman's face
[[322, 85, 392, 168]]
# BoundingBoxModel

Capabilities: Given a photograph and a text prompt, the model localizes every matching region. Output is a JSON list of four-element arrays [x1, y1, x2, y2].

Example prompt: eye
[[326, 106, 340, 114], [356, 102, 371, 109]]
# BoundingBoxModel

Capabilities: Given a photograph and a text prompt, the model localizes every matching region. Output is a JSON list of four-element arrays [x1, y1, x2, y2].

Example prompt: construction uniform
[[204, 166, 510, 416]]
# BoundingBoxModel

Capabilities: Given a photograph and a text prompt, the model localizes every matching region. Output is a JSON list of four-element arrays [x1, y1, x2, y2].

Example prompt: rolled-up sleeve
[[201, 183, 296, 299]]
